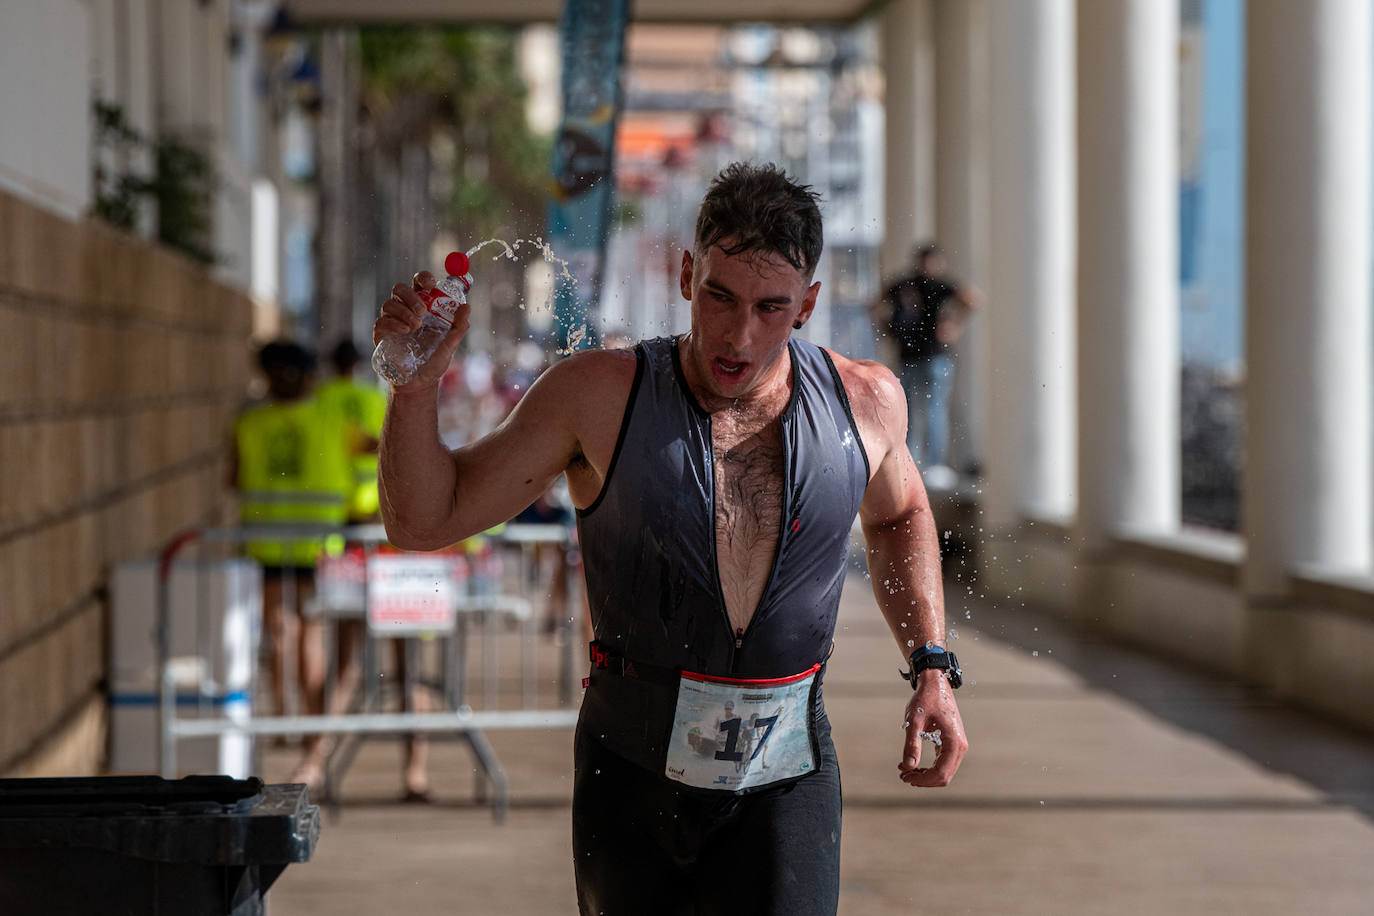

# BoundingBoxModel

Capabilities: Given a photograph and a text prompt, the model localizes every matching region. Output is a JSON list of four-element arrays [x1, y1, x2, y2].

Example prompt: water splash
[[468, 237, 592, 355], [467, 236, 577, 291], [561, 323, 589, 355]]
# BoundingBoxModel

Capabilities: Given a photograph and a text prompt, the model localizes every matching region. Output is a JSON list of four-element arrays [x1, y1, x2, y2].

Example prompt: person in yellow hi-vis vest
[[232, 340, 351, 792], [316, 340, 387, 521]]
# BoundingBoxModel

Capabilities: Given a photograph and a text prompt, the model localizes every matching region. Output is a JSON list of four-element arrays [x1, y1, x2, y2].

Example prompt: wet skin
[[373, 242, 968, 787]]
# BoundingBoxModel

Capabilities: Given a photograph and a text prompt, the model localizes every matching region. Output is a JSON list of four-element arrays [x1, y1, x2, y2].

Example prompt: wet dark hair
[[693, 162, 823, 276], [257, 340, 316, 374], [257, 340, 316, 400], [330, 339, 361, 374]]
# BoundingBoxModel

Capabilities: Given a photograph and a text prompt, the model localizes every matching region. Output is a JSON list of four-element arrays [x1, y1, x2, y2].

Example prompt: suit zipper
[[716, 344, 798, 675], [728, 415, 794, 675]]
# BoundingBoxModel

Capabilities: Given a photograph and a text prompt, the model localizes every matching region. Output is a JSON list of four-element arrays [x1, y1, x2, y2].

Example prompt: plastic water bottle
[[371, 251, 472, 385]]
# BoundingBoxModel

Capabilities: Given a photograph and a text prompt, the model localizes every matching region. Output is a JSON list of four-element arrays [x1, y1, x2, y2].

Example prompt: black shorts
[[572, 708, 842, 916]]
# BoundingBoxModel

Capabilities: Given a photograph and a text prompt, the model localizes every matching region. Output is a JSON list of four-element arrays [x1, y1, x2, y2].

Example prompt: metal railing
[[155, 522, 583, 821]]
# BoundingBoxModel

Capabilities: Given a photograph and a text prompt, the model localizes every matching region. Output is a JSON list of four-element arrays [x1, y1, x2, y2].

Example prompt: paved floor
[[263, 572, 1374, 914]]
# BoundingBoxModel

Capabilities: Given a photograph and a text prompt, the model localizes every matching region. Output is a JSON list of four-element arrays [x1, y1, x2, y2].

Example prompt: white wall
[[0, 2, 93, 220], [1, 0, 255, 295]]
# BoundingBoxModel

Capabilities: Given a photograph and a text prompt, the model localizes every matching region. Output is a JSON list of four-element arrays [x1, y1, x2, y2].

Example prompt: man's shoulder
[[821, 349, 904, 421], [536, 345, 640, 405], [555, 344, 638, 375], [824, 347, 901, 387]]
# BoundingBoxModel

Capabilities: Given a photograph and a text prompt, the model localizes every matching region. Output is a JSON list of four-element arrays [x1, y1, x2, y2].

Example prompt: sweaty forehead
[[698, 243, 807, 286]]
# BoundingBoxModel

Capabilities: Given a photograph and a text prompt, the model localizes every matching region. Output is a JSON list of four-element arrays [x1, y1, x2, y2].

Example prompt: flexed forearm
[[863, 500, 966, 788], [377, 384, 461, 551], [861, 505, 946, 655]]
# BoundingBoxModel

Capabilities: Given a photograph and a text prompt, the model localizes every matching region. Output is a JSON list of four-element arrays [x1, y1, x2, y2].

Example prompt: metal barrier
[[155, 523, 583, 821]]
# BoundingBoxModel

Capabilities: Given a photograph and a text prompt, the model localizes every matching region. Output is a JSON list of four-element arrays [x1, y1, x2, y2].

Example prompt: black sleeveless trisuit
[[572, 336, 870, 915]]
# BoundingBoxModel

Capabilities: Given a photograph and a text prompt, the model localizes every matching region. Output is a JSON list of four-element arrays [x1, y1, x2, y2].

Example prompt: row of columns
[[880, 0, 1373, 593], [1244, 1, 1372, 593]]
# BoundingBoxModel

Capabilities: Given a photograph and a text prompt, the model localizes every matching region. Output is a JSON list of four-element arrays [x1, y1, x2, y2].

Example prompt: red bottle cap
[[445, 251, 470, 277]]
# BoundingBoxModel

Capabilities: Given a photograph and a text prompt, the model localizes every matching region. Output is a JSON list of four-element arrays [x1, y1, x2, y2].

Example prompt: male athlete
[[374, 162, 968, 914]]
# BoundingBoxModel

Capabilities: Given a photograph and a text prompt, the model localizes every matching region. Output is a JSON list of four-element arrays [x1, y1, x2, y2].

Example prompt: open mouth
[[714, 357, 748, 380]]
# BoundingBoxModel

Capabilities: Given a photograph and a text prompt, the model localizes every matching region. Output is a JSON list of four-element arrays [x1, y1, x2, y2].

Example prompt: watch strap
[[899, 646, 963, 689]]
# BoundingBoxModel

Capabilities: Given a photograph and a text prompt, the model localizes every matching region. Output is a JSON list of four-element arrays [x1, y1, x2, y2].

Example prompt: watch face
[[946, 653, 962, 688]]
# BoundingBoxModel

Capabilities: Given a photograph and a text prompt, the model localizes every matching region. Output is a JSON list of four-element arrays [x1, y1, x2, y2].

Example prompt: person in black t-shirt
[[876, 243, 980, 475]]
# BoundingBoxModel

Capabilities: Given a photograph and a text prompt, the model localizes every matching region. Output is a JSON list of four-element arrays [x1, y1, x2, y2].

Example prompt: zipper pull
[[735, 627, 744, 649]]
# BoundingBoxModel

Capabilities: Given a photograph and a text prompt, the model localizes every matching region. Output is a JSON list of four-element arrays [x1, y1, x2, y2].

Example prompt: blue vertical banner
[[548, 0, 632, 351]]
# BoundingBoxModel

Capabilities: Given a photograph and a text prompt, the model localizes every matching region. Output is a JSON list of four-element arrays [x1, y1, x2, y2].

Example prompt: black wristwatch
[[900, 645, 963, 689]]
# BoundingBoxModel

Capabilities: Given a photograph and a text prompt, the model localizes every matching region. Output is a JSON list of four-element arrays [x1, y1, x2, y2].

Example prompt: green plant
[[91, 101, 218, 265], [359, 26, 552, 242], [152, 135, 216, 264], [92, 101, 144, 231]]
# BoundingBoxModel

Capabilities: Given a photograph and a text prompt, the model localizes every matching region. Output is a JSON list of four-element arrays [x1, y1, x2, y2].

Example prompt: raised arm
[[373, 271, 625, 550], [832, 353, 969, 787]]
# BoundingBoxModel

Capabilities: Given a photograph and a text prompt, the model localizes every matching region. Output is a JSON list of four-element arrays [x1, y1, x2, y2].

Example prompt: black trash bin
[[0, 774, 319, 916]]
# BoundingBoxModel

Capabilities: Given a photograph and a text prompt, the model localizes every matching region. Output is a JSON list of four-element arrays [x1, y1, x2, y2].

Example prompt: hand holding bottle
[[372, 251, 473, 389]]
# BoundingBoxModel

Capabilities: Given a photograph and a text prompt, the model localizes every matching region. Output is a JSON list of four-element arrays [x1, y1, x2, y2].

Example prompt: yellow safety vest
[[234, 396, 352, 567], [315, 376, 388, 520]]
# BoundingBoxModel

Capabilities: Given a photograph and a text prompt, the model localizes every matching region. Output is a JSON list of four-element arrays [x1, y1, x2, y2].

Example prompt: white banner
[[366, 555, 458, 634]]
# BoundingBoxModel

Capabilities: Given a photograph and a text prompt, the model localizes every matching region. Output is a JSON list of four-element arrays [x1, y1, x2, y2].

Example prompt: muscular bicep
[[443, 349, 634, 537], [447, 397, 579, 534], [860, 442, 929, 532], [827, 352, 928, 529]]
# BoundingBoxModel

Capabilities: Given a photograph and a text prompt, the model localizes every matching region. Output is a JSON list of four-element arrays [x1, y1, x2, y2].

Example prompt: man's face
[[679, 241, 819, 401]]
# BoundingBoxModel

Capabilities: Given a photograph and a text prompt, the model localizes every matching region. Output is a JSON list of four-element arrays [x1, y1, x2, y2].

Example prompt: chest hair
[[712, 408, 784, 633]]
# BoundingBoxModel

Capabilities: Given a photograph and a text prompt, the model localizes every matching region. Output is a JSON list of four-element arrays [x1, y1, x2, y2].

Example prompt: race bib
[[664, 665, 820, 792]]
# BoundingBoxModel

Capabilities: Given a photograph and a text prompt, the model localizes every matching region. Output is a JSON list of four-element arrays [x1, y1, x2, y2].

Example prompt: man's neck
[[679, 334, 793, 416]]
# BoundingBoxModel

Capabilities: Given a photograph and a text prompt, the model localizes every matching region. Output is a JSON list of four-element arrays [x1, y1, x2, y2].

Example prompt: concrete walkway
[[263, 573, 1374, 914]]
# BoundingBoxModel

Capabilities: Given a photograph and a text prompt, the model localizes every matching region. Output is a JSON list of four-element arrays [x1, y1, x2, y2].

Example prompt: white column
[[935, 0, 989, 474], [1244, 0, 1373, 594], [984, 0, 1077, 527], [879, 0, 936, 281], [1075, 0, 1179, 545]]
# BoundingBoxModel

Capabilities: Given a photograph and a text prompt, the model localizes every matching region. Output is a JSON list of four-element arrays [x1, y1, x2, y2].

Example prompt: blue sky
[[1182, 0, 1244, 371]]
